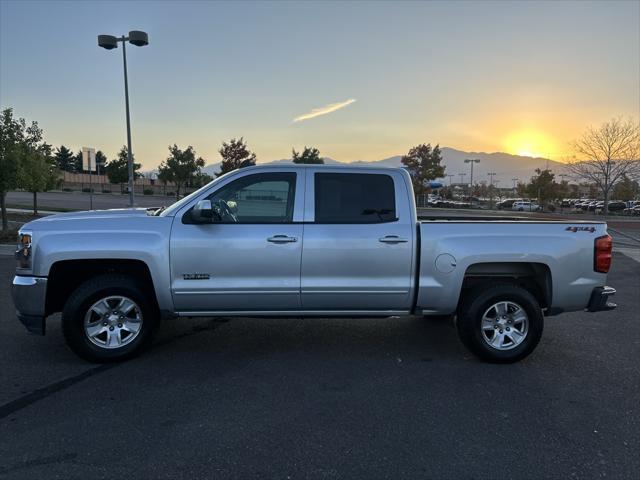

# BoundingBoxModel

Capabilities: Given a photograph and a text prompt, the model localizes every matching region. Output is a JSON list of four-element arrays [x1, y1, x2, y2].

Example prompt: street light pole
[[121, 37, 135, 208], [487, 172, 496, 209], [98, 30, 149, 209], [447, 174, 454, 186], [464, 158, 481, 194]]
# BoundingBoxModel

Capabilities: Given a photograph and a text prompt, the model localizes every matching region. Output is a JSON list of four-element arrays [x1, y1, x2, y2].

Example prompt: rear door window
[[314, 173, 396, 223]]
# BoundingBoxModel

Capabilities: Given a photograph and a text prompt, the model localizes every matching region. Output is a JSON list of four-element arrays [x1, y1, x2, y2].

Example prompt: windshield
[[159, 176, 222, 217]]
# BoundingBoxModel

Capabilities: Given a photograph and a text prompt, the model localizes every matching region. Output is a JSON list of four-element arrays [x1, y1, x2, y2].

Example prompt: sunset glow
[[503, 130, 558, 160], [0, 2, 638, 167]]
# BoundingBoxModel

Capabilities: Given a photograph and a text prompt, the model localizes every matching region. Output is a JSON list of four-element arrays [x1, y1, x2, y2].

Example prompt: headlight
[[15, 231, 32, 270]]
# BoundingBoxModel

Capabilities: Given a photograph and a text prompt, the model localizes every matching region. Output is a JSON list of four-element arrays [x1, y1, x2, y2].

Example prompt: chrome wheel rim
[[481, 301, 529, 351], [84, 296, 143, 349]]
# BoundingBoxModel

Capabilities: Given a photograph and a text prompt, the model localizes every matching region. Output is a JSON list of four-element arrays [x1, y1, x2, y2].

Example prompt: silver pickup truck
[[12, 165, 616, 363]]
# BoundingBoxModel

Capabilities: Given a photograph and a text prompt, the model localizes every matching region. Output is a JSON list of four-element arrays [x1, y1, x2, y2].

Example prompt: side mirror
[[192, 200, 215, 223]]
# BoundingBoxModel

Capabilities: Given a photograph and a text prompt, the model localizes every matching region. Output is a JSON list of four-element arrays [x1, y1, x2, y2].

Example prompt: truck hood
[[21, 208, 151, 231]]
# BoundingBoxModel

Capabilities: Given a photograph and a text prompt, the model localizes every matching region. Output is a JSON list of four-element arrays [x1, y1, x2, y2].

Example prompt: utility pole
[[487, 172, 497, 209], [464, 159, 480, 204], [559, 174, 569, 213]]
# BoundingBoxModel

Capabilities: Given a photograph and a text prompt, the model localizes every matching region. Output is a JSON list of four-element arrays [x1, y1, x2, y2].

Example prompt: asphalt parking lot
[[0, 253, 639, 479]]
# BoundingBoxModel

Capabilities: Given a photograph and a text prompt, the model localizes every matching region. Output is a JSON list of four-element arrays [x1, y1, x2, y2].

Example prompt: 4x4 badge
[[566, 226, 596, 233]]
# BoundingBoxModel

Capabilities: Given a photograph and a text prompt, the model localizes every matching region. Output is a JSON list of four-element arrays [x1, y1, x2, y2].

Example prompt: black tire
[[62, 274, 159, 363], [457, 283, 543, 363]]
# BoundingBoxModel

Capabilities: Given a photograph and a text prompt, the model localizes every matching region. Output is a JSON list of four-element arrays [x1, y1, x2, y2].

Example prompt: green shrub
[[82, 187, 93, 193], [143, 189, 154, 195]]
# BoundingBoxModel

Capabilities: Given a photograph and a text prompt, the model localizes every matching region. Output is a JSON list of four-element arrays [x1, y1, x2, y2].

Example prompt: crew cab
[[12, 165, 617, 363]]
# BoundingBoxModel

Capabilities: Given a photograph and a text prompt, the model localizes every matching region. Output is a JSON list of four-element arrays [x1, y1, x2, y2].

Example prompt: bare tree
[[566, 117, 639, 213]]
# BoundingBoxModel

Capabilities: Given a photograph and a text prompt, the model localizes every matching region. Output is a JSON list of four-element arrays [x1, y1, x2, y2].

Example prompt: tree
[[54, 145, 76, 172], [567, 117, 640, 213], [401, 143, 446, 194], [95, 150, 107, 175], [74, 149, 84, 173], [516, 181, 528, 198], [105, 146, 141, 185], [192, 171, 213, 188], [0, 108, 48, 230], [157, 144, 206, 198], [217, 137, 256, 177], [526, 168, 558, 208], [18, 146, 59, 214], [612, 174, 639, 201], [0, 109, 22, 230], [292, 146, 324, 164]]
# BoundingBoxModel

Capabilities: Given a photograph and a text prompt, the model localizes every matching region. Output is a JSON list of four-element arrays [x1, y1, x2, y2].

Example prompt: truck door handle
[[379, 235, 408, 244], [267, 235, 298, 243]]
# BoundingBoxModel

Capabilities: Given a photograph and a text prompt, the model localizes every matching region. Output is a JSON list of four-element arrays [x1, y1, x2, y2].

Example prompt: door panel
[[170, 170, 304, 312], [301, 170, 414, 310], [171, 223, 303, 311], [300, 223, 413, 309]]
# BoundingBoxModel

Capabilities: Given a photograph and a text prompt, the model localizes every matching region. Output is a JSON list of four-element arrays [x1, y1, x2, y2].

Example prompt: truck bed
[[415, 220, 608, 315]]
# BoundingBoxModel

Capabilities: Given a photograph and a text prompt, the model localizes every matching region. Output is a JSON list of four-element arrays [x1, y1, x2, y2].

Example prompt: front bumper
[[587, 286, 617, 312], [11, 275, 47, 335]]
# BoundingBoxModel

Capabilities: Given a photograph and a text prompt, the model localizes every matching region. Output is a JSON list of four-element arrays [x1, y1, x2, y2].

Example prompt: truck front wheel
[[457, 283, 543, 363], [62, 274, 159, 363]]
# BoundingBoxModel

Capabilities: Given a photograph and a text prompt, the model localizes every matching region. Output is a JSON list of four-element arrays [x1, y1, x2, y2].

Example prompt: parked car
[[12, 165, 616, 364], [623, 201, 640, 215], [574, 199, 595, 211], [596, 201, 626, 213], [609, 201, 627, 212], [512, 201, 541, 212], [497, 199, 518, 210]]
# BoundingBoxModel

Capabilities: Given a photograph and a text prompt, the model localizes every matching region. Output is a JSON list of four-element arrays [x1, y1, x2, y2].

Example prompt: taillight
[[594, 235, 612, 273]]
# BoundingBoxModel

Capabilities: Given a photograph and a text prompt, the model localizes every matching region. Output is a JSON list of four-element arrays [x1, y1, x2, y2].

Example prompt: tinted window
[[314, 173, 396, 223], [205, 172, 296, 223]]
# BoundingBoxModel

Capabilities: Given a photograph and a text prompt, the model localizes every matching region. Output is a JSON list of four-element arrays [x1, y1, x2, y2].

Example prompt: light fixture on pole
[[98, 30, 149, 208], [458, 172, 466, 185]]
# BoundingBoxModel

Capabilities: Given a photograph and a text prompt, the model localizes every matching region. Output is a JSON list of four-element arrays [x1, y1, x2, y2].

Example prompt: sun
[[503, 130, 556, 159]]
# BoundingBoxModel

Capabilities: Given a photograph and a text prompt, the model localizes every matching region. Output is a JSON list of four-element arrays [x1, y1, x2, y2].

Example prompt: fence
[[59, 172, 183, 196]]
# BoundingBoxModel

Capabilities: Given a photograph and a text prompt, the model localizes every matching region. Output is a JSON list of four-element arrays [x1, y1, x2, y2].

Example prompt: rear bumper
[[587, 286, 617, 312], [11, 276, 47, 335]]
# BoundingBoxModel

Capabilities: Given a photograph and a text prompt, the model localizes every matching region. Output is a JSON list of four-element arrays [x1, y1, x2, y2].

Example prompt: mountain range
[[201, 147, 566, 186]]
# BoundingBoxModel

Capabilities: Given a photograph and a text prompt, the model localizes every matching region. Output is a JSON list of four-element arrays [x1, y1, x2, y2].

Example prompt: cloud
[[293, 98, 356, 122]]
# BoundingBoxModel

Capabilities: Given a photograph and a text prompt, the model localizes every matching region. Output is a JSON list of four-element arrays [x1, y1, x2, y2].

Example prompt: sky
[[1, 0, 639, 170]]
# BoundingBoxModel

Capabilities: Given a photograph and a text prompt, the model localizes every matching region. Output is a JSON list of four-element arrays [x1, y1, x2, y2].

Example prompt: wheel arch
[[46, 259, 159, 316], [461, 262, 553, 312]]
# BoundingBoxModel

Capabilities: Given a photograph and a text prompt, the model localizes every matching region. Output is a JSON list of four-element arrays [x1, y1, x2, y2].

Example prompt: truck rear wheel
[[62, 274, 159, 363], [457, 283, 543, 363]]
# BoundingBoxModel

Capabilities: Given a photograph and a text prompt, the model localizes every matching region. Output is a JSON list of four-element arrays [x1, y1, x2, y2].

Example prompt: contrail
[[293, 98, 356, 122]]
